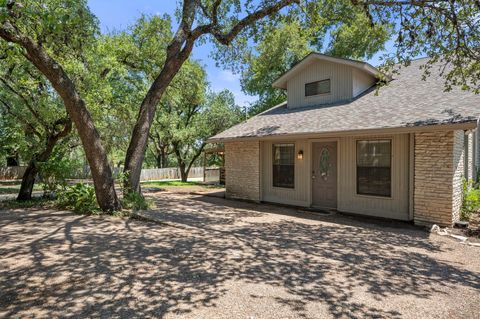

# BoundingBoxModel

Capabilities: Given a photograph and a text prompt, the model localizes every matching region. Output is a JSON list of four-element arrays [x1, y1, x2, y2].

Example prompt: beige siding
[[287, 60, 353, 109], [259, 133, 410, 220], [352, 68, 376, 97], [225, 141, 261, 201], [261, 140, 309, 206], [337, 134, 410, 220]]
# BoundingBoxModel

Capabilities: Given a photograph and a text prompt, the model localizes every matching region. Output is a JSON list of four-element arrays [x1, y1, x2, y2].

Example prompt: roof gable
[[210, 58, 480, 142], [272, 53, 381, 89]]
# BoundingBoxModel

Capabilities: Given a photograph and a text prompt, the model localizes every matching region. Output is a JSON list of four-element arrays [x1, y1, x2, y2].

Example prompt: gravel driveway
[[1, 192, 479, 318]]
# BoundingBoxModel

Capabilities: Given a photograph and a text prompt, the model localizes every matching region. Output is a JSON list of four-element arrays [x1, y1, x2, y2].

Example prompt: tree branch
[[0, 77, 49, 128], [0, 97, 43, 139], [191, 0, 301, 45]]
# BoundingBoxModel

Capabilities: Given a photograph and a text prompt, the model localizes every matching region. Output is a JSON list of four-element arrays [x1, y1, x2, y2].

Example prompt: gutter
[[207, 121, 479, 144]]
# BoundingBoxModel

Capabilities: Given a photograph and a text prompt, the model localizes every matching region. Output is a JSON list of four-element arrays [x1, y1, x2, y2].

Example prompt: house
[[208, 53, 480, 226]]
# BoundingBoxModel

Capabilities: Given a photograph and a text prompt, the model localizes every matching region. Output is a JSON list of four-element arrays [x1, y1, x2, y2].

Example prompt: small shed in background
[[203, 146, 225, 185]]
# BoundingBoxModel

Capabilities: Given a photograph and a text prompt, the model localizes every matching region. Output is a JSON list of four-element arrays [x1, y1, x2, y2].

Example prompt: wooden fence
[[139, 167, 206, 181], [0, 166, 27, 180], [1, 166, 221, 182]]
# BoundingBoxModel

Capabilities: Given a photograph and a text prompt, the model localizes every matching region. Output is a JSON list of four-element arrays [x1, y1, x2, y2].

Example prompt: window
[[305, 79, 331, 96], [357, 140, 391, 197], [273, 144, 295, 188]]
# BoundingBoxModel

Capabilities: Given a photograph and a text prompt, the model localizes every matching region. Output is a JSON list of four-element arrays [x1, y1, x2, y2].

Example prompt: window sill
[[272, 186, 295, 191], [305, 92, 331, 99], [354, 193, 393, 200]]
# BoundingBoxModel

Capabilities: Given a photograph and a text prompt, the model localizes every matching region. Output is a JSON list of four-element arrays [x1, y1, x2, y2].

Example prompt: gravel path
[[1, 192, 479, 318]]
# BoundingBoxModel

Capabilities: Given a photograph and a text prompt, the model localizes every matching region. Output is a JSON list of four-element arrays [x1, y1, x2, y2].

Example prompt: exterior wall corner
[[413, 130, 464, 226], [224, 140, 261, 202]]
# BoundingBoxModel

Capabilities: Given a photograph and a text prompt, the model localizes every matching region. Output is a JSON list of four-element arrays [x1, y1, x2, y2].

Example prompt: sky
[[87, 0, 393, 108]]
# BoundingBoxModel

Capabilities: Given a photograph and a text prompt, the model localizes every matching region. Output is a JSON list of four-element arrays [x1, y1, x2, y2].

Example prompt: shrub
[[117, 171, 151, 211], [461, 179, 480, 221], [37, 152, 81, 197], [57, 183, 99, 214], [121, 191, 151, 211]]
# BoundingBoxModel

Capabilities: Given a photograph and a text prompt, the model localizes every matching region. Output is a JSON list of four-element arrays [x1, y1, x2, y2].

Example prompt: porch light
[[297, 150, 304, 160]]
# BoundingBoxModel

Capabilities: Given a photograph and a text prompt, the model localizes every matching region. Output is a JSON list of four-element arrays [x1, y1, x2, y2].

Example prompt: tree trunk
[[160, 147, 169, 168], [0, 23, 121, 212], [155, 154, 162, 169], [123, 48, 193, 194], [122, 0, 299, 193], [17, 160, 37, 201], [17, 120, 72, 201], [179, 161, 188, 182], [154, 146, 168, 169]]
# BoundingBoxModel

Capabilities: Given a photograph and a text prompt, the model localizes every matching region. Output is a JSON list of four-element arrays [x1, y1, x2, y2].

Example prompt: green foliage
[[121, 191, 151, 211], [368, 0, 480, 93], [117, 171, 151, 210], [461, 179, 480, 221], [57, 183, 99, 214], [1, 0, 99, 59], [37, 147, 81, 196]]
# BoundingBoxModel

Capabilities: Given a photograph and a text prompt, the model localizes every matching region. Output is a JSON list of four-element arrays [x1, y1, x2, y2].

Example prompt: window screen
[[273, 144, 295, 188], [305, 79, 331, 96], [356, 140, 391, 197]]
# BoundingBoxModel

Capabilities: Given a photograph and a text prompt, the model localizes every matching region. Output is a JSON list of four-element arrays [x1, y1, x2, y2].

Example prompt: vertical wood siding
[[287, 60, 353, 109], [337, 134, 410, 220], [352, 68, 376, 97], [260, 133, 410, 220], [261, 140, 310, 206]]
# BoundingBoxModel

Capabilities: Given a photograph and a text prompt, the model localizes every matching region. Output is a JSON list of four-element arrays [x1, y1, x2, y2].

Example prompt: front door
[[312, 142, 337, 209]]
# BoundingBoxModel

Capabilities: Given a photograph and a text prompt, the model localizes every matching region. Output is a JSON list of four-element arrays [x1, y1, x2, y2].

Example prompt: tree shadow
[[0, 194, 479, 318]]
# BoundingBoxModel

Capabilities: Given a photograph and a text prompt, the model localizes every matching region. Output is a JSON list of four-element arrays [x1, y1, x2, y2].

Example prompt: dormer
[[272, 53, 381, 109]]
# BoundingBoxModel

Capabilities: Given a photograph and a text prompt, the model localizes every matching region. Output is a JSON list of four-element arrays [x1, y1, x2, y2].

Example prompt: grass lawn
[[142, 180, 224, 191], [0, 181, 42, 194]]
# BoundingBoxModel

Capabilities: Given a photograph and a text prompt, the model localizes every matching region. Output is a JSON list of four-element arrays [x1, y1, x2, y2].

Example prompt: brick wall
[[414, 130, 464, 226], [224, 141, 261, 201]]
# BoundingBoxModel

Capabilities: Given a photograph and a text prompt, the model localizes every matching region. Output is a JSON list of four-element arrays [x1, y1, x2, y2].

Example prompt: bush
[[37, 152, 81, 197], [461, 179, 480, 221], [117, 171, 151, 211], [57, 183, 99, 214], [121, 191, 151, 211]]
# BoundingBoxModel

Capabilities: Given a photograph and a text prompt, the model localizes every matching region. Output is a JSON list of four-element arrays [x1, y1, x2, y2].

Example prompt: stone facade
[[476, 130, 480, 177], [224, 141, 261, 201], [465, 131, 474, 181], [452, 131, 465, 222], [414, 130, 465, 226]]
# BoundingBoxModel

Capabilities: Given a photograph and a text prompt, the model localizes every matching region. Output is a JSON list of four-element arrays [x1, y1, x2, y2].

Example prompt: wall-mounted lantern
[[297, 150, 304, 160]]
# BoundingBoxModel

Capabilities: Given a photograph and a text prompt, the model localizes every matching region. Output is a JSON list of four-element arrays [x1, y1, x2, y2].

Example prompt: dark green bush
[[462, 179, 480, 221], [57, 183, 99, 214]]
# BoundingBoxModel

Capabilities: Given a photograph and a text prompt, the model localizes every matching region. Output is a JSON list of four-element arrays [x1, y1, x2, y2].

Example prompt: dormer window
[[305, 79, 331, 97]]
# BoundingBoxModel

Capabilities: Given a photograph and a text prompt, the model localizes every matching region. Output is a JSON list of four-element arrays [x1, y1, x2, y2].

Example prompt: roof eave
[[207, 120, 478, 143]]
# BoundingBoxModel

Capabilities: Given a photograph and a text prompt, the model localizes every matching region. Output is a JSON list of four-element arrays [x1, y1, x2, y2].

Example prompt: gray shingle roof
[[210, 58, 480, 142]]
